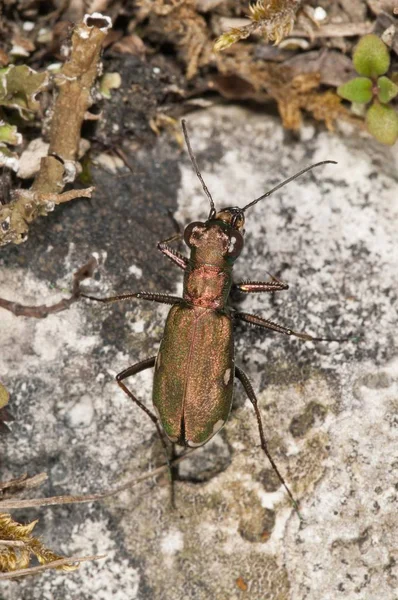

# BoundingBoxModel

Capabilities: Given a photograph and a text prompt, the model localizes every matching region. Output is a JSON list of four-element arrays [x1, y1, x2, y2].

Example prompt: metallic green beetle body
[[153, 217, 242, 447], [153, 303, 234, 447], [82, 120, 336, 511]]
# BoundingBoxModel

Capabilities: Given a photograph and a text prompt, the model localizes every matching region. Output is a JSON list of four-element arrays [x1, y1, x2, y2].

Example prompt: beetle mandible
[[83, 120, 337, 511]]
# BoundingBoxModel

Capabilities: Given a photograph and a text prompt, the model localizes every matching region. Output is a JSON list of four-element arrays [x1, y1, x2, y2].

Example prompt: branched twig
[[0, 256, 97, 318], [0, 450, 195, 510], [0, 187, 95, 248], [33, 15, 111, 189], [0, 473, 48, 495], [0, 14, 111, 246]]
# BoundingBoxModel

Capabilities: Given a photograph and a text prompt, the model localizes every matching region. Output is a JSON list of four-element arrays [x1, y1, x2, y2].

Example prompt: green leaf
[[353, 34, 390, 78], [366, 102, 398, 145], [377, 76, 398, 103], [337, 77, 373, 103]]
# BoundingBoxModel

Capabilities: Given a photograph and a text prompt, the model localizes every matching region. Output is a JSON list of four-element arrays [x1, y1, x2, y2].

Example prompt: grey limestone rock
[[0, 106, 397, 599]]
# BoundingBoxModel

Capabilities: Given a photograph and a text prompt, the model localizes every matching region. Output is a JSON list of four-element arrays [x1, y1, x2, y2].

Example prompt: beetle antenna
[[241, 161, 337, 213], [181, 119, 216, 219]]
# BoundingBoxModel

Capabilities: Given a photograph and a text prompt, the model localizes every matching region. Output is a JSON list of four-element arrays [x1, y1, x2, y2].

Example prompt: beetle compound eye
[[184, 221, 205, 247], [226, 231, 244, 258]]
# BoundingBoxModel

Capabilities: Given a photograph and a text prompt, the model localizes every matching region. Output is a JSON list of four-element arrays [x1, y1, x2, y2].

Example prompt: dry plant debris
[[0, 2, 396, 215], [0, 513, 81, 574], [131, 0, 396, 139], [214, 45, 361, 131], [0, 451, 195, 578], [0, 474, 105, 578], [137, 0, 210, 79], [214, 0, 303, 52]]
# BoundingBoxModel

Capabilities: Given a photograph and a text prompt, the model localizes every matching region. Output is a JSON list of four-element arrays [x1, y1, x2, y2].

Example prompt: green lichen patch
[[0, 65, 48, 116]]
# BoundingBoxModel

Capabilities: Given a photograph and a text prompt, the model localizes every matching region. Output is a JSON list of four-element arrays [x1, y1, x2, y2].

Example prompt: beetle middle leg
[[235, 366, 301, 516], [81, 291, 182, 306], [234, 276, 289, 294], [116, 357, 177, 507]]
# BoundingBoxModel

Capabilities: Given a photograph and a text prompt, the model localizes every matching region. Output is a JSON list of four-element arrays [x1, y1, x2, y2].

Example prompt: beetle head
[[184, 207, 245, 262], [214, 207, 245, 233]]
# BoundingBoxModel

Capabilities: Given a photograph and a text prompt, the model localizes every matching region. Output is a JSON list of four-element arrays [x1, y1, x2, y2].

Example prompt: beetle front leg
[[157, 232, 188, 271], [116, 356, 177, 507], [234, 311, 344, 342], [235, 366, 301, 517]]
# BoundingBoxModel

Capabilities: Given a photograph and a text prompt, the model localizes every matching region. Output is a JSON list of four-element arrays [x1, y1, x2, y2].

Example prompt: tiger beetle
[[83, 121, 338, 514]]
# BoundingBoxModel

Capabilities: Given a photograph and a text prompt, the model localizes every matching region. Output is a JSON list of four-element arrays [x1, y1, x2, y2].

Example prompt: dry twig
[[0, 450, 195, 510], [0, 256, 97, 318], [0, 554, 106, 580]]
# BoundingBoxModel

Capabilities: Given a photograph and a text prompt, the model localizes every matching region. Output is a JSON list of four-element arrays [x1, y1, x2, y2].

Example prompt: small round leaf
[[337, 77, 373, 103], [377, 76, 398, 104], [366, 103, 398, 145], [353, 34, 390, 77]]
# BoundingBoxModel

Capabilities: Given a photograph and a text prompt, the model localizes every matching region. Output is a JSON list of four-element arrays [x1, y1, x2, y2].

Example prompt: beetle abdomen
[[153, 303, 234, 447]]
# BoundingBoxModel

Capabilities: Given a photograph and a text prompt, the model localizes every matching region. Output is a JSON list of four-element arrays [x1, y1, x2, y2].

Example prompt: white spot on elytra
[[212, 419, 224, 435], [223, 368, 231, 385], [187, 439, 204, 448]]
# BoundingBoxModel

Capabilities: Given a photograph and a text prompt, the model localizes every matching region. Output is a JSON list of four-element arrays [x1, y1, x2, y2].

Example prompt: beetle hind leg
[[235, 366, 302, 519], [116, 357, 177, 508]]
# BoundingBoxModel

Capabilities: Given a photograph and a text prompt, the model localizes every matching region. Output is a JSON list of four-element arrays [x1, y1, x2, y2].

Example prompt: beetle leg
[[81, 291, 183, 306], [234, 311, 344, 342], [116, 357, 176, 507], [235, 271, 288, 293], [235, 366, 302, 517], [157, 240, 188, 270], [234, 280, 288, 293]]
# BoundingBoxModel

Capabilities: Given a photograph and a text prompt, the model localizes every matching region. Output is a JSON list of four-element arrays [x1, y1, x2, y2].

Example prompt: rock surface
[[1, 106, 397, 599]]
